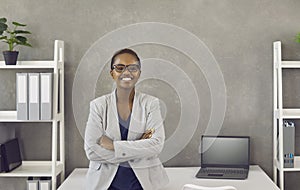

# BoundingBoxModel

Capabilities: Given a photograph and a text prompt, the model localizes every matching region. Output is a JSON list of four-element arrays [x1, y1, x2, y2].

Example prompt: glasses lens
[[114, 64, 126, 72], [127, 65, 140, 72]]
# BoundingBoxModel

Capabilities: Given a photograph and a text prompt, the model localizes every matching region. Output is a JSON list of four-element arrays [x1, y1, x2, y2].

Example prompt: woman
[[84, 48, 169, 190]]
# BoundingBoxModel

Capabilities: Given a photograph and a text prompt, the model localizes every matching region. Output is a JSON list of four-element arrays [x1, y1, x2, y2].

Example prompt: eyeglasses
[[113, 64, 140, 73]]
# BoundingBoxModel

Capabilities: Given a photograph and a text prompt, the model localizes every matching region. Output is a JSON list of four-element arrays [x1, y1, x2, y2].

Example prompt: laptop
[[196, 135, 250, 180]]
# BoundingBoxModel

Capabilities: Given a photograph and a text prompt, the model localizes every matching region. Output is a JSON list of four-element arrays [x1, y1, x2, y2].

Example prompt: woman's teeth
[[122, 78, 132, 81]]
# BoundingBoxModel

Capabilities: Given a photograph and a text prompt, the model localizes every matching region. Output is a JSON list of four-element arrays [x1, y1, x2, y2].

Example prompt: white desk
[[58, 166, 279, 190]]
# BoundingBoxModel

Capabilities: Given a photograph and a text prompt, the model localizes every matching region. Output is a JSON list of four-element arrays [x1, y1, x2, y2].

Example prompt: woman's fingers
[[149, 128, 155, 133], [140, 128, 155, 139], [141, 133, 150, 139]]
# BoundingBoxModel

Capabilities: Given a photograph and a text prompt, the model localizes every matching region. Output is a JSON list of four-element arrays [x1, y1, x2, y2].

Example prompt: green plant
[[0, 17, 32, 51], [296, 32, 300, 44]]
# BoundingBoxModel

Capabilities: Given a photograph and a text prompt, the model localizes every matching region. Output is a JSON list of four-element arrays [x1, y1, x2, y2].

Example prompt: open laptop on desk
[[196, 135, 250, 180]]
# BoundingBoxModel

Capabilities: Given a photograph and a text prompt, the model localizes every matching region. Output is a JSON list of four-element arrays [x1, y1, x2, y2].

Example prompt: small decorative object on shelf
[[0, 138, 22, 173], [0, 17, 32, 65]]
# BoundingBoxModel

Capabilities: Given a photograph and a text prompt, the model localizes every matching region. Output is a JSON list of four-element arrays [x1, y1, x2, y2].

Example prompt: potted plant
[[0, 17, 32, 65]]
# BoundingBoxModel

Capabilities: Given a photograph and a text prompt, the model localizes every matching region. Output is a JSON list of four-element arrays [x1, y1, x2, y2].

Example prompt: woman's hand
[[140, 128, 155, 140], [99, 128, 154, 150], [99, 135, 114, 151]]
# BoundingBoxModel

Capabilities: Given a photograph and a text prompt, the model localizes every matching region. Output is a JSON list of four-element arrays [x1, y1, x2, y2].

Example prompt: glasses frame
[[112, 63, 141, 73]]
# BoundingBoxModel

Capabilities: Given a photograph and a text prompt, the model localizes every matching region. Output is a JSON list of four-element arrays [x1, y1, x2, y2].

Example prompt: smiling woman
[[110, 49, 141, 95], [84, 48, 169, 190]]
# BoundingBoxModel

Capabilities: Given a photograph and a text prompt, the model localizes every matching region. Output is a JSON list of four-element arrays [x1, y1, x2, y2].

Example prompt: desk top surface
[[58, 166, 279, 190]]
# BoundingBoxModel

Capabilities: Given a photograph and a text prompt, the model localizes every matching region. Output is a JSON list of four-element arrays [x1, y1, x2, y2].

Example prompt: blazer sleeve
[[113, 98, 165, 160], [84, 100, 129, 164]]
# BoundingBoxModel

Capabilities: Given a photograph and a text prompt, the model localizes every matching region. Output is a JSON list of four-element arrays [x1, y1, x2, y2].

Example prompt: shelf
[[275, 109, 300, 119], [273, 41, 300, 190], [0, 40, 65, 190], [275, 156, 300, 172], [0, 161, 63, 177], [0, 111, 54, 122], [0, 61, 56, 69], [281, 61, 300, 68]]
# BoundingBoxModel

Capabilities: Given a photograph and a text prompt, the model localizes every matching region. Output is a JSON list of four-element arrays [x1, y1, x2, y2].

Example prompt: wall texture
[[0, 0, 300, 189]]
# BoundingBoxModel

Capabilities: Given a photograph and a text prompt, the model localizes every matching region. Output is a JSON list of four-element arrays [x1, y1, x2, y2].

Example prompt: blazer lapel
[[107, 90, 121, 140], [127, 91, 147, 140]]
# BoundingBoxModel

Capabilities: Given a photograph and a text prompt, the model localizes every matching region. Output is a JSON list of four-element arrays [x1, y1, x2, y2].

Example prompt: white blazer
[[84, 90, 169, 190]]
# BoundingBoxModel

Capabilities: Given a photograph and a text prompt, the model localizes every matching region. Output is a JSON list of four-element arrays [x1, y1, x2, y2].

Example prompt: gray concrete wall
[[0, 0, 300, 189]]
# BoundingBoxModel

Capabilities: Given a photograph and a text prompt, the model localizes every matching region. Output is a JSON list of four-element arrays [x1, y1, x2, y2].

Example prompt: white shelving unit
[[273, 41, 300, 190], [0, 40, 65, 190]]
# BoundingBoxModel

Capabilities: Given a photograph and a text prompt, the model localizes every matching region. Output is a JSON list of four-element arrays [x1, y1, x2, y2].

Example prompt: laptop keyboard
[[201, 168, 247, 174]]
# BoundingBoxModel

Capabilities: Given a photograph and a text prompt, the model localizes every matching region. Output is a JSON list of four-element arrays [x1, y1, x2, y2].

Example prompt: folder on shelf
[[28, 73, 40, 120], [16, 73, 28, 120], [40, 73, 53, 120], [283, 121, 295, 168], [39, 178, 51, 190], [27, 177, 39, 190]]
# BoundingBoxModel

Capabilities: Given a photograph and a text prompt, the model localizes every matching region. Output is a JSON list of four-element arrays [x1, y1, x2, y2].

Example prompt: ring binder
[[16, 73, 28, 120], [40, 73, 53, 120], [28, 73, 40, 120], [39, 177, 51, 190], [27, 177, 39, 190]]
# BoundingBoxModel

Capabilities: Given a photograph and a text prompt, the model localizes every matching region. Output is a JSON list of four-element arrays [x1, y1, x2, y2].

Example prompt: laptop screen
[[201, 136, 250, 168]]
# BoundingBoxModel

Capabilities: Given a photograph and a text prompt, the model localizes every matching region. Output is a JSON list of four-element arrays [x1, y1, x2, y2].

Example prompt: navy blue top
[[108, 114, 143, 190]]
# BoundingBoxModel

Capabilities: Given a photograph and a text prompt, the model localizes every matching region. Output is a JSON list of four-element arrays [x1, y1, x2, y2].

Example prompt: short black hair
[[110, 48, 140, 70]]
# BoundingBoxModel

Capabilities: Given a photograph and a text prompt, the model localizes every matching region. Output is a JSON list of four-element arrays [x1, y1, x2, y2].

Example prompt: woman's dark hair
[[110, 48, 140, 70]]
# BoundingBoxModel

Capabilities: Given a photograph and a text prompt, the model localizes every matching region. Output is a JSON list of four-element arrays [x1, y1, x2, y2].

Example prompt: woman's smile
[[120, 77, 132, 81]]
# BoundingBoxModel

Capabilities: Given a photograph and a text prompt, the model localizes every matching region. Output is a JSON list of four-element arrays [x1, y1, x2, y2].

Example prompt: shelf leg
[[279, 170, 284, 190], [60, 119, 65, 182], [52, 121, 58, 190], [273, 166, 277, 184]]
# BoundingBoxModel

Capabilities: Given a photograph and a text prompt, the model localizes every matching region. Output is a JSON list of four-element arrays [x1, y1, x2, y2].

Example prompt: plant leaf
[[0, 23, 8, 32], [6, 30, 13, 34], [12, 21, 26, 27], [13, 30, 31, 34], [0, 18, 7, 23], [16, 36, 27, 43], [23, 42, 32, 47], [0, 36, 7, 40]]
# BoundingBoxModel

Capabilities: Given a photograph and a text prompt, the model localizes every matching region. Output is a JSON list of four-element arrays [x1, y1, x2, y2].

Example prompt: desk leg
[[279, 170, 284, 190]]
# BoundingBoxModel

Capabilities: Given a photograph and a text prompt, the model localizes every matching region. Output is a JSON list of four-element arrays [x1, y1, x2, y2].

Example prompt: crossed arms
[[84, 98, 165, 164]]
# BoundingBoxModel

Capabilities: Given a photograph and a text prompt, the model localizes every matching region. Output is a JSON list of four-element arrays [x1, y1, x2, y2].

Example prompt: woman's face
[[110, 53, 141, 90]]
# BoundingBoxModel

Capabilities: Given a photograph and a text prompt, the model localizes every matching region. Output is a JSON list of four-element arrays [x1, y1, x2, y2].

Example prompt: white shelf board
[[0, 161, 63, 177], [0, 111, 52, 122], [275, 156, 300, 172], [281, 61, 300, 68], [275, 109, 300, 119], [0, 61, 55, 69]]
